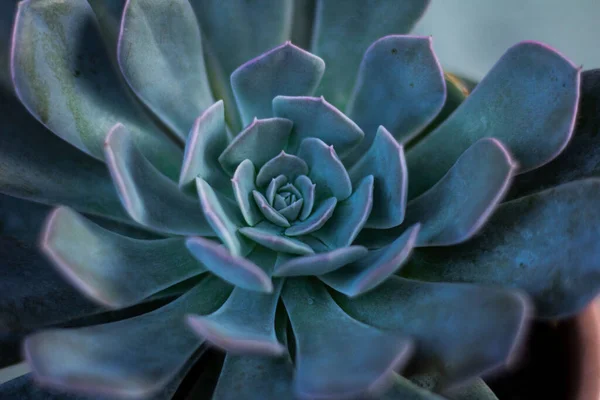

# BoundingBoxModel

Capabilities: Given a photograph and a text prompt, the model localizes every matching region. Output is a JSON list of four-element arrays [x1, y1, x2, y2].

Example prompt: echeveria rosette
[[0, 0, 598, 399]]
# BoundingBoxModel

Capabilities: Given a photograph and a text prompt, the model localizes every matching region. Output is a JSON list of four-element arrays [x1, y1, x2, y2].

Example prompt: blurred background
[[413, 0, 600, 81]]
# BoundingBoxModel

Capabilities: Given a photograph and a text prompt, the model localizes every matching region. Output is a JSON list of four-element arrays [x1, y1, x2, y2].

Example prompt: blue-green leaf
[[382, 374, 446, 400], [402, 179, 600, 319], [345, 35, 445, 164], [282, 278, 413, 399], [232, 159, 263, 226], [118, 0, 213, 140], [297, 137, 352, 201], [321, 224, 419, 296], [446, 379, 499, 400], [179, 101, 231, 194], [273, 95, 364, 155], [187, 280, 284, 356], [279, 199, 304, 221], [256, 151, 308, 187], [239, 222, 314, 255], [295, 175, 316, 220], [311, 0, 431, 109], [274, 246, 368, 277], [104, 124, 214, 236], [313, 176, 374, 249], [231, 42, 325, 126], [349, 126, 407, 229], [407, 41, 581, 199], [285, 196, 337, 237], [41, 207, 206, 308], [186, 238, 272, 293], [218, 118, 293, 175], [24, 276, 231, 398], [11, 0, 182, 179], [253, 190, 291, 228]]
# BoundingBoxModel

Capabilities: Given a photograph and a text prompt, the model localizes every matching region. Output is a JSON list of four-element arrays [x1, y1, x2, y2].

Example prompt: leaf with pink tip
[[256, 151, 308, 187], [232, 159, 263, 226], [239, 222, 314, 255], [285, 196, 337, 237], [274, 246, 368, 277]]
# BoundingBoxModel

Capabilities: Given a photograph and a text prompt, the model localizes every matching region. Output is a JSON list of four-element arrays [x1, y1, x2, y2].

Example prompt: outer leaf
[[282, 278, 413, 399], [179, 101, 230, 193], [118, 0, 213, 140], [239, 223, 314, 256], [346, 35, 445, 163], [349, 126, 408, 229], [186, 237, 272, 293], [337, 276, 529, 390], [232, 159, 263, 226], [104, 124, 214, 236], [321, 224, 419, 297], [274, 246, 368, 277], [311, 0, 430, 109], [231, 42, 325, 126], [273, 95, 364, 155], [401, 179, 600, 318], [407, 41, 581, 199], [0, 1, 19, 91], [41, 207, 206, 308], [24, 276, 231, 398], [11, 0, 182, 179], [187, 280, 284, 356]]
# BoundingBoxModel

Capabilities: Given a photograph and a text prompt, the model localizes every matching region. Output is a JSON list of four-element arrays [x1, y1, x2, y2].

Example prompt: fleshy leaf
[[253, 190, 291, 228], [186, 238, 273, 293], [349, 126, 408, 229], [274, 246, 368, 277], [187, 280, 284, 356], [313, 175, 374, 249], [369, 138, 515, 248], [297, 138, 352, 201], [337, 276, 529, 389], [273, 95, 364, 155], [232, 160, 263, 226], [24, 276, 231, 398], [11, 0, 182, 179], [239, 223, 314, 255], [231, 42, 325, 126], [190, 0, 294, 130], [446, 379, 499, 400], [104, 124, 213, 236], [256, 152, 308, 187], [279, 199, 304, 221], [345, 35, 445, 164], [295, 175, 315, 220], [311, 0, 431, 109], [407, 41, 581, 199], [285, 196, 337, 236], [321, 224, 419, 296], [382, 374, 446, 400], [196, 178, 252, 257], [266, 175, 288, 205], [401, 179, 600, 318], [282, 278, 413, 399], [290, 0, 315, 49], [118, 0, 213, 140], [41, 207, 206, 308], [218, 118, 293, 175], [179, 101, 231, 193]]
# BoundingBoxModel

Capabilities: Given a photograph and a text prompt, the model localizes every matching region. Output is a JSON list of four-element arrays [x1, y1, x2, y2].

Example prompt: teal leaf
[[239, 222, 314, 255], [295, 175, 316, 220], [382, 374, 446, 400], [349, 126, 408, 229], [311, 0, 431, 109], [285, 196, 337, 236], [338, 276, 529, 390], [196, 178, 252, 257], [186, 237, 273, 293], [232, 159, 263, 226], [24, 276, 231, 398], [279, 199, 304, 221], [104, 124, 214, 236], [256, 151, 308, 187], [252, 190, 291, 228], [40, 207, 206, 308], [402, 179, 600, 319], [273, 246, 368, 277], [297, 138, 352, 201], [187, 280, 284, 356], [273, 95, 364, 155], [446, 379, 499, 400], [118, 0, 214, 140], [266, 175, 289, 205], [11, 0, 182, 179], [218, 117, 293, 175], [407, 41, 581, 199], [313, 175, 374, 249], [290, 0, 315, 49], [231, 42, 325, 126], [321, 224, 419, 296], [179, 101, 231, 194], [87, 0, 125, 55], [282, 278, 414, 399], [345, 35, 445, 164]]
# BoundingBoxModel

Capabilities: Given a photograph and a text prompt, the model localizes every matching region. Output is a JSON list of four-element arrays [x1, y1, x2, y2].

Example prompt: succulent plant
[[1, 0, 600, 399]]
